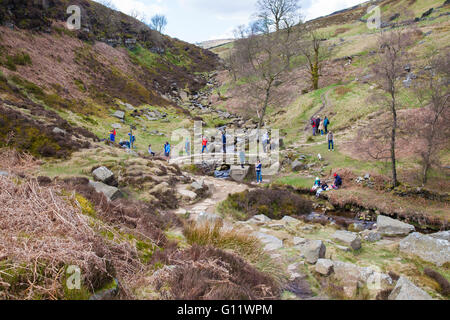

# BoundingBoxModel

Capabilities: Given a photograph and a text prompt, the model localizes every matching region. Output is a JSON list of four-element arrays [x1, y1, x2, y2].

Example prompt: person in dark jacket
[[222, 130, 227, 153], [323, 117, 330, 133], [333, 173, 342, 189]]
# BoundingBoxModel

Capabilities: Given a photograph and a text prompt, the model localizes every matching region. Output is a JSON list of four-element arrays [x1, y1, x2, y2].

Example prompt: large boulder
[[230, 166, 250, 182], [92, 166, 117, 186], [315, 259, 334, 276], [177, 188, 197, 201], [299, 240, 326, 264], [332, 230, 361, 250], [377, 215, 415, 236], [0, 171, 8, 177], [399, 232, 450, 267], [430, 231, 450, 242], [254, 232, 283, 251], [388, 277, 433, 300], [89, 181, 121, 201], [332, 261, 392, 298]]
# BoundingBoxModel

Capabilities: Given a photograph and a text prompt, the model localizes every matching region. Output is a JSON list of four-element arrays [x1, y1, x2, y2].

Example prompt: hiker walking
[[324, 116, 330, 133], [148, 144, 155, 157], [327, 131, 334, 151], [256, 160, 263, 184], [164, 142, 171, 161], [202, 136, 208, 153], [128, 131, 136, 149], [316, 117, 321, 132]]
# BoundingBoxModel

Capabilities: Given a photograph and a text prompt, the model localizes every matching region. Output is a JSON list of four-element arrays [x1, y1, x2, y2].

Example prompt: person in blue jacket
[[222, 130, 227, 153], [256, 160, 263, 184], [164, 142, 171, 160], [323, 116, 330, 133]]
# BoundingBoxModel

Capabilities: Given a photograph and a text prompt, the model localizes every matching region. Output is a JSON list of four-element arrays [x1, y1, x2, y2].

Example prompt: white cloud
[[303, 0, 366, 21]]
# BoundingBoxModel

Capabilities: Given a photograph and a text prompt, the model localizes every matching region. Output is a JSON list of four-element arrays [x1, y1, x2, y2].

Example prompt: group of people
[[112, 129, 136, 150], [311, 173, 343, 197], [311, 116, 330, 136], [310, 116, 335, 151]]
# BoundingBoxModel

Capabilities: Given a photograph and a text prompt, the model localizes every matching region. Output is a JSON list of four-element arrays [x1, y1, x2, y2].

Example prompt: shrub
[[183, 220, 263, 261], [157, 245, 280, 300], [220, 188, 312, 220], [424, 268, 450, 296]]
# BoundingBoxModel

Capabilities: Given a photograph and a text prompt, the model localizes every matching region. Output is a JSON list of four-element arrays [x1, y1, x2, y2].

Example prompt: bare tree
[[150, 14, 168, 34], [410, 51, 450, 185], [230, 18, 297, 130], [296, 26, 328, 90], [256, 0, 301, 32], [370, 30, 415, 188]]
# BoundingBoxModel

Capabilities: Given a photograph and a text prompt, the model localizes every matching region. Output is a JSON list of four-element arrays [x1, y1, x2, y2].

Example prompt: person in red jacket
[[202, 136, 208, 153]]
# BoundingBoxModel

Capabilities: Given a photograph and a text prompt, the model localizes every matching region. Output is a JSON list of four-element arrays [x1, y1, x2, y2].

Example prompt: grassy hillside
[[0, 0, 220, 157]]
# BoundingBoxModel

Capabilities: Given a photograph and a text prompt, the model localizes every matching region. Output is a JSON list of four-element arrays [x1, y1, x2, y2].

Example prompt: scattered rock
[[315, 259, 334, 276], [112, 110, 125, 120], [248, 215, 272, 225], [291, 160, 306, 172], [332, 230, 362, 250], [191, 180, 204, 191], [399, 232, 450, 267], [388, 277, 433, 300], [377, 215, 415, 236], [92, 166, 116, 186], [0, 171, 9, 177], [111, 123, 122, 129], [281, 216, 300, 225], [254, 232, 283, 251], [177, 188, 198, 201], [300, 240, 326, 264], [293, 237, 307, 246], [52, 127, 66, 135], [336, 245, 351, 252], [89, 181, 121, 201], [363, 230, 382, 243]]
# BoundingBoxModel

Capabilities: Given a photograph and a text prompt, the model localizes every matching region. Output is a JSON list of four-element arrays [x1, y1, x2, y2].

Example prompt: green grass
[[272, 175, 313, 189]]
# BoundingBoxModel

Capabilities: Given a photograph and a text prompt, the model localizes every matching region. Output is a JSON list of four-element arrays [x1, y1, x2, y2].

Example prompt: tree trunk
[[390, 99, 398, 188], [258, 85, 272, 130]]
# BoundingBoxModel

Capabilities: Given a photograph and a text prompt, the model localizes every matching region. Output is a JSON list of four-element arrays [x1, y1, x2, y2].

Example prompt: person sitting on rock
[[316, 182, 330, 198], [148, 144, 155, 157], [312, 177, 321, 191]]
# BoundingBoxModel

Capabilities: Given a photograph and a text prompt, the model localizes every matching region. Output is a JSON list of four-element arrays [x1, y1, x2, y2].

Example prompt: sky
[[94, 0, 368, 43]]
